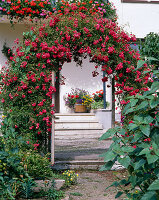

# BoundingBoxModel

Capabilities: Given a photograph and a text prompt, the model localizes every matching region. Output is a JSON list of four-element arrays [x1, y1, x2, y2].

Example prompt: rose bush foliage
[[1, 1, 158, 198], [0, 0, 151, 152]]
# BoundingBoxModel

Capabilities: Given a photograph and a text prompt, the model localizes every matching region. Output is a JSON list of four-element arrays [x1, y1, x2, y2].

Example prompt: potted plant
[[64, 88, 93, 113]]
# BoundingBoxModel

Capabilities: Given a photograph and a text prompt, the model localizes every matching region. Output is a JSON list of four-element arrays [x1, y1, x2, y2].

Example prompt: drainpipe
[[102, 0, 109, 109]]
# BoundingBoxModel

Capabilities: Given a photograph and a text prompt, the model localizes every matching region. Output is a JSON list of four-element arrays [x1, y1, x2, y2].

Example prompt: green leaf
[[141, 191, 157, 200], [146, 154, 158, 164], [100, 161, 114, 171], [16, 57, 20, 62], [99, 128, 117, 141], [151, 82, 159, 93], [136, 60, 146, 70], [148, 179, 159, 190], [11, 148, 19, 154], [118, 128, 126, 135], [105, 181, 119, 190], [156, 115, 159, 122], [151, 128, 159, 145], [150, 97, 159, 109], [139, 148, 150, 155], [134, 115, 143, 122], [118, 156, 131, 168], [115, 191, 123, 198], [9, 127, 15, 134], [144, 115, 154, 123], [133, 132, 142, 142], [121, 146, 134, 153], [136, 101, 149, 110], [129, 175, 137, 187], [130, 99, 138, 107], [26, 46, 30, 52], [140, 125, 150, 137], [103, 151, 116, 162], [123, 103, 131, 114], [128, 123, 139, 131], [134, 159, 146, 170], [125, 107, 135, 114], [146, 57, 159, 61]]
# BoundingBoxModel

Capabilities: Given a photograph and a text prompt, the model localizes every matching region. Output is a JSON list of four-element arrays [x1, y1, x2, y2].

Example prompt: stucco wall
[[0, 23, 27, 69], [60, 58, 112, 113], [110, 0, 159, 38]]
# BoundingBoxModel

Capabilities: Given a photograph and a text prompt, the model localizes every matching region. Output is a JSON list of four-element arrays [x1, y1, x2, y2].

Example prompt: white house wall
[[60, 58, 112, 113], [110, 0, 159, 38], [0, 23, 26, 69]]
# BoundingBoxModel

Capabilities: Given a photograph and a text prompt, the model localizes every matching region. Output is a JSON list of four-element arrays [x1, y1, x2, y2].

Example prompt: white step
[[54, 113, 104, 140], [55, 120, 99, 123], [55, 134, 102, 140], [55, 130, 104, 136], [55, 113, 96, 121], [55, 122, 103, 130]]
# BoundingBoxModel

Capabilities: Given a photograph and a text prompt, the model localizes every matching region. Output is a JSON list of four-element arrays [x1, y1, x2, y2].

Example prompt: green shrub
[[20, 150, 53, 180], [0, 136, 32, 199], [100, 61, 159, 199]]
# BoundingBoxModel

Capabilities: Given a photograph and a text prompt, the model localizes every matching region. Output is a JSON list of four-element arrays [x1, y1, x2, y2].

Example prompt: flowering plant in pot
[[64, 88, 93, 112], [91, 89, 109, 109], [0, 0, 54, 24]]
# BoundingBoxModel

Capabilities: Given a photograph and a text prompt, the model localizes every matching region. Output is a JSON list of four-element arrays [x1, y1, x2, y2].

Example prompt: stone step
[[55, 130, 104, 136], [55, 122, 103, 130], [55, 113, 95, 116], [52, 160, 124, 170], [52, 160, 104, 170], [55, 134, 102, 140], [55, 120, 99, 123], [55, 113, 97, 121]]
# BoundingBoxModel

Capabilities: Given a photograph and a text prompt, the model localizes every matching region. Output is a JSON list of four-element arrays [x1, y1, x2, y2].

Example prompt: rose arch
[[0, 1, 151, 160]]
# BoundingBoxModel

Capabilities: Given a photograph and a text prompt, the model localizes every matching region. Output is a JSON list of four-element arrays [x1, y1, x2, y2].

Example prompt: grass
[[70, 192, 83, 196]]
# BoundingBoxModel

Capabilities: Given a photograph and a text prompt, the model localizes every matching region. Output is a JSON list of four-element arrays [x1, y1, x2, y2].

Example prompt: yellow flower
[[2, 115, 6, 119]]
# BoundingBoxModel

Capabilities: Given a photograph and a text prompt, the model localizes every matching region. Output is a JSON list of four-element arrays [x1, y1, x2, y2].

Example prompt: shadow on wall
[[0, 23, 31, 69], [60, 58, 112, 113]]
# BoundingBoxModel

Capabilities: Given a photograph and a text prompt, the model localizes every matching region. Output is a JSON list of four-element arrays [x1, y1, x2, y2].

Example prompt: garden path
[[64, 170, 127, 200]]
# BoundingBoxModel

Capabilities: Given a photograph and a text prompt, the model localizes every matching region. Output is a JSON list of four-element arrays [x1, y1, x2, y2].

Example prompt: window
[[122, 0, 159, 3]]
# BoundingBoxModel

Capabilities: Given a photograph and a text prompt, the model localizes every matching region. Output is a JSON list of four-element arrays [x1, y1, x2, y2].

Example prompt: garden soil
[[64, 170, 127, 200]]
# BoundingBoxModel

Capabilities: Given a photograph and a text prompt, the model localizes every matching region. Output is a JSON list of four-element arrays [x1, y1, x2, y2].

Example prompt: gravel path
[[64, 170, 127, 200]]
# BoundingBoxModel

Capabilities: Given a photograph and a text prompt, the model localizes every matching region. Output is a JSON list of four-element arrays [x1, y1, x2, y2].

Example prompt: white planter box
[[93, 109, 112, 130]]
